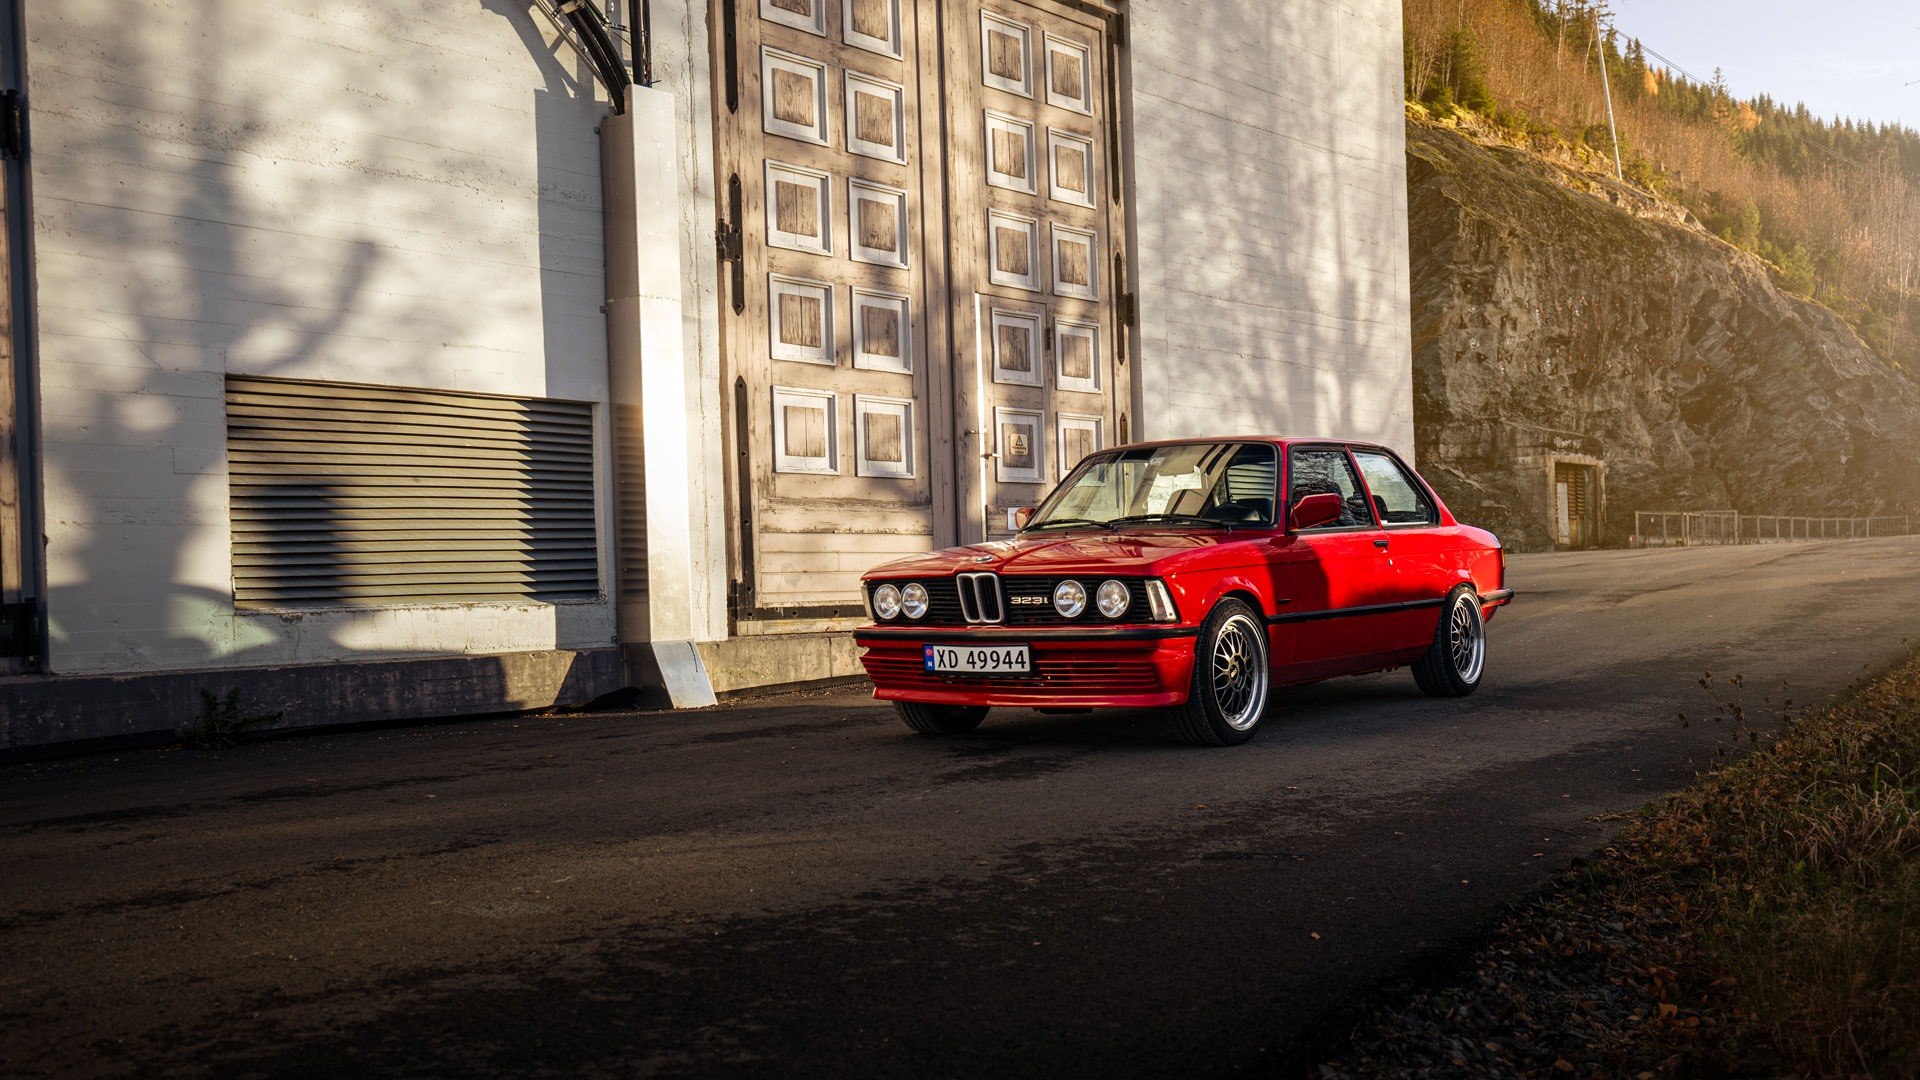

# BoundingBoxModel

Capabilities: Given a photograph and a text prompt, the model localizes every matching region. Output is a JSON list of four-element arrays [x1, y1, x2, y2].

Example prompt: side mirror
[[1010, 506, 1038, 530], [1289, 492, 1344, 531]]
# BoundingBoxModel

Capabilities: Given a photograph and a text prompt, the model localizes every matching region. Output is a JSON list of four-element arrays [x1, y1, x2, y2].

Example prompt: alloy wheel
[[1211, 612, 1269, 731], [1449, 594, 1486, 685]]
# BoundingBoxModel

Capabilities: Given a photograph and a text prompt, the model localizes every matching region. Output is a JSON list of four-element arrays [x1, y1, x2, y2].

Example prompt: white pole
[[1597, 16, 1624, 181]]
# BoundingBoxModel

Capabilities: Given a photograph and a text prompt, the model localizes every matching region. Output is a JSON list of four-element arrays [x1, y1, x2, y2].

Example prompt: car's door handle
[[1373, 538, 1390, 549]]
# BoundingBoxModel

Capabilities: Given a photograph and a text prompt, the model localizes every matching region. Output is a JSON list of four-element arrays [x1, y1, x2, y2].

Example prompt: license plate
[[924, 644, 1031, 674]]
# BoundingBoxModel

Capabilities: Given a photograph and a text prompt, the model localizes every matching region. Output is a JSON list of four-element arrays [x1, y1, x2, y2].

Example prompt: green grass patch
[[1323, 654, 1920, 1077]]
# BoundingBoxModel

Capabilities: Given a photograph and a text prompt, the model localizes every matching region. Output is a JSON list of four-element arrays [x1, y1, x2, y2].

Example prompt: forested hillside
[[1407, 124, 1920, 550], [1403, 0, 1920, 364]]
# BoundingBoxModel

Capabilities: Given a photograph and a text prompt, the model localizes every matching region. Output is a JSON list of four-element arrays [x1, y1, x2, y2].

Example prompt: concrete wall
[[1127, 0, 1414, 454], [26, 1, 620, 675], [642, 0, 730, 646], [13, 0, 1416, 706]]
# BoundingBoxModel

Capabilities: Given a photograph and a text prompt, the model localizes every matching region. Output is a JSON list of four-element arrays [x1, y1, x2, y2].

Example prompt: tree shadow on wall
[[1137, 2, 1409, 450], [32, 2, 614, 734]]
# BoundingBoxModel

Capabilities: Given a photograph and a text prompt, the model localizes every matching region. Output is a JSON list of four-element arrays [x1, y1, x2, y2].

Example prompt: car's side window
[[1288, 448, 1373, 529], [1200, 444, 1279, 525], [1353, 451, 1438, 526]]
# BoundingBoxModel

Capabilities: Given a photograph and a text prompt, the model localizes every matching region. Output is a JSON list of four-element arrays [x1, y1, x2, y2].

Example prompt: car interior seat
[[1203, 498, 1272, 524]]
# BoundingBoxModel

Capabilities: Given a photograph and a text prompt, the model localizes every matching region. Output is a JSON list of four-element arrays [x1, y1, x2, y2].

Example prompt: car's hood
[[865, 529, 1261, 578]]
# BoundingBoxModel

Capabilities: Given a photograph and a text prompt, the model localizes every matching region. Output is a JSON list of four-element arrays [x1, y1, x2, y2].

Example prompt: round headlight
[[1096, 580, 1130, 619], [873, 584, 902, 620], [1053, 579, 1087, 618], [901, 583, 929, 619]]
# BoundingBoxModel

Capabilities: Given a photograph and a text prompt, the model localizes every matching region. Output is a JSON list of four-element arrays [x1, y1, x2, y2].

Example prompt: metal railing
[[1633, 511, 1913, 548]]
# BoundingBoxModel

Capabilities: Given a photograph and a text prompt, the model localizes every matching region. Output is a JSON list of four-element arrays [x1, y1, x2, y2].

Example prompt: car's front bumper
[[853, 626, 1200, 708]]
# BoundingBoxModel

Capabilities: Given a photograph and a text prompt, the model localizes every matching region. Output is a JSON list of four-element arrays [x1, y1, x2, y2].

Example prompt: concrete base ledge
[[0, 649, 627, 753], [696, 631, 864, 696]]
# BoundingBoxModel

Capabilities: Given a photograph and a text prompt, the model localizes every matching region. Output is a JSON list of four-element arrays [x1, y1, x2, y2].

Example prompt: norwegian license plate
[[924, 644, 1031, 674]]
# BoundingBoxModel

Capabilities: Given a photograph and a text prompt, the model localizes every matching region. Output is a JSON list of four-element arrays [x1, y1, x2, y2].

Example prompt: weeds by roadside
[[1319, 652, 1920, 1078], [178, 689, 282, 750]]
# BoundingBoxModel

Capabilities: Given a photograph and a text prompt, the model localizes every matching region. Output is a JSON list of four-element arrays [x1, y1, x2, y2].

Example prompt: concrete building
[[0, 0, 1413, 750]]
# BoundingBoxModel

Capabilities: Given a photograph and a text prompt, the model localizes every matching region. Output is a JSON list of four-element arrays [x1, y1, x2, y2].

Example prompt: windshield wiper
[[1106, 513, 1230, 531], [1023, 517, 1113, 531]]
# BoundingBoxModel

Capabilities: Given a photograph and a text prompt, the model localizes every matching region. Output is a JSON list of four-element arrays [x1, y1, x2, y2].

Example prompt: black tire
[[1170, 598, 1271, 746], [895, 701, 989, 735], [1412, 586, 1486, 698]]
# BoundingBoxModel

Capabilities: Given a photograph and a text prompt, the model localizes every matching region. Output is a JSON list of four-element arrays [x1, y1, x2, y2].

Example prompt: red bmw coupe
[[854, 438, 1513, 745]]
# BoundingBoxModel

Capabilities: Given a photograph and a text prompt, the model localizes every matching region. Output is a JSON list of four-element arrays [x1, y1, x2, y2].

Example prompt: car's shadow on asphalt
[[914, 670, 1444, 754], [928, 706, 1181, 750]]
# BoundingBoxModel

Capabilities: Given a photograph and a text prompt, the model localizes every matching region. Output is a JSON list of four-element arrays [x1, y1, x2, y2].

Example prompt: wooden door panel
[[0, 12, 21, 672], [721, 0, 948, 612], [0, 159, 17, 628], [948, 0, 1123, 541], [714, 0, 1122, 621]]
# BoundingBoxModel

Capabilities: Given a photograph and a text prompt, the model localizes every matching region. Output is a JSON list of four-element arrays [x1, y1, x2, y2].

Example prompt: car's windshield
[[1024, 442, 1278, 531]]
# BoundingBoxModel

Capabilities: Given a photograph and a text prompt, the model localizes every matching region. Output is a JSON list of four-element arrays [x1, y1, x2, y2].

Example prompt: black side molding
[[1266, 588, 1515, 626], [1267, 598, 1445, 625]]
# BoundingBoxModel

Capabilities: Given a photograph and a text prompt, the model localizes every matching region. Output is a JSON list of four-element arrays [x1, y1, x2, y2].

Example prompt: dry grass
[[1632, 661, 1920, 1075], [1321, 653, 1920, 1078]]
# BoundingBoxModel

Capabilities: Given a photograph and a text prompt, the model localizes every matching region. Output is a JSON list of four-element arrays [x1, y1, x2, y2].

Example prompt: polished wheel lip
[[1449, 593, 1486, 684], [1211, 612, 1269, 730]]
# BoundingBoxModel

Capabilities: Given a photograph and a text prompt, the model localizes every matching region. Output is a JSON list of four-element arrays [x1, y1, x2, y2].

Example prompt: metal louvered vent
[[225, 377, 600, 608], [1226, 459, 1277, 503]]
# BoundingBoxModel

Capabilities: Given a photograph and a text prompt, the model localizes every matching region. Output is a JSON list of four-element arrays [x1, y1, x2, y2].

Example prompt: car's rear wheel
[[1170, 598, 1271, 746], [895, 701, 989, 735], [1412, 585, 1485, 697]]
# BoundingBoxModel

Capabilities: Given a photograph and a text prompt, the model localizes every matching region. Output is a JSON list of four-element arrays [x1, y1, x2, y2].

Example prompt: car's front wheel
[[1412, 585, 1486, 697], [1170, 598, 1271, 746], [895, 701, 989, 735]]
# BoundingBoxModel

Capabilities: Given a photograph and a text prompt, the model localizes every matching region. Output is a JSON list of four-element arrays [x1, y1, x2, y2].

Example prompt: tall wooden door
[[0, 0, 26, 673], [713, 0, 1125, 627], [717, 0, 956, 625], [1553, 462, 1590, 548], [944, 0, 1126, 539], [0, 156, 20, 673]]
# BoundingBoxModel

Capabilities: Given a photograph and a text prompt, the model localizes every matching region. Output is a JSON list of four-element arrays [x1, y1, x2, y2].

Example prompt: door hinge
[[1108, 12, 1127, 48], [716, 173, 745, 314], [721, 0, 740, 113], [727, 578, 755, 621], [0, 90, 24, 160], [1117, 292, 1137, 328]]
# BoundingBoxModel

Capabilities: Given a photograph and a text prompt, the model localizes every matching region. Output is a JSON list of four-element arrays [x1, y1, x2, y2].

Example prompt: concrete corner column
[[601, 87, 717, 708]]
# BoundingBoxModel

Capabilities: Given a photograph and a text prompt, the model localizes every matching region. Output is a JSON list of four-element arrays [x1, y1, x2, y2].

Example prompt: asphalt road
[[5, 538, 1920, 1079]]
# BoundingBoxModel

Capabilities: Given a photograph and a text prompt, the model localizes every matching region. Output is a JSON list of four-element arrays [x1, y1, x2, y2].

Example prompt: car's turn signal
[[1144, 579, 1179, 622]]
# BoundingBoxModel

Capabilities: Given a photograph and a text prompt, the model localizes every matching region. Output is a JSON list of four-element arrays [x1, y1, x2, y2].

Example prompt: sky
[[1604, 0, 1920, 131]]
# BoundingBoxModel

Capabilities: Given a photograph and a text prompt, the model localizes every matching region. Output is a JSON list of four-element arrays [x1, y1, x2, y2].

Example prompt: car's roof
[[1092, 436, 1404, 454]]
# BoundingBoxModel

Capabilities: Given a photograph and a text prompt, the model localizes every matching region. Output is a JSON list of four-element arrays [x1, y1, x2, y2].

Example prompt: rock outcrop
[[1408, 122, 1920, 551]]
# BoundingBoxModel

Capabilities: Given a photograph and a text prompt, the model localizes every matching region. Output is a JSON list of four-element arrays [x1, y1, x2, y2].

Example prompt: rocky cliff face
[[1408, 122, 1920, 551]]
